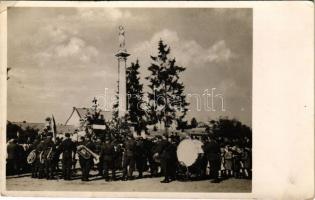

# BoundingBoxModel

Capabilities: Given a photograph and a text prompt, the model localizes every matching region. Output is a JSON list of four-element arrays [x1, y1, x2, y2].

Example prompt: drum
[[177, 139, 204, 167]]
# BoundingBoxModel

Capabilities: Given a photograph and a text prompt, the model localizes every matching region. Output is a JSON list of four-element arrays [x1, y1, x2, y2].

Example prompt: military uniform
[[94, 139, 103, 176], [135, 137, 146, 178], [100, 140, 115, 181], [59, 136, 76, 180], [36, 140, 46, 179], [43, 137, 56, 179], [202, 138, 221, 183], [78, 138, 96, 181], [156, 137, 177, 183], [6, 140, 18, 175], [29, 139, 40, 178], [122, 136, 136, 180]]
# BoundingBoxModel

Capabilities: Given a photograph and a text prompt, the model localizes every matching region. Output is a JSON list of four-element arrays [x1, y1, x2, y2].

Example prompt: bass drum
[[176, 139, 204, 167]]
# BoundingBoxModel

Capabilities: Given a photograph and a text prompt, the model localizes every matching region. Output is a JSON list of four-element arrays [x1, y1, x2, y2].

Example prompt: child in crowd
[[224, 145, 233, 177]]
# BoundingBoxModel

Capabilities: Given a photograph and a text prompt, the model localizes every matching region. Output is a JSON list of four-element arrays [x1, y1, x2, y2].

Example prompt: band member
[[112, 136, 124, 172], [155, 134, 177, 183], [122, 134, 136, 181], [94, 138, 103, 177], [59, 133, 76, 180], [78, 136, 95, 181], [100, 137, 115, 181], [150, 136, 161, 177], [203, 135, 221, 183], [6, 139, 19, 176], [43, 135, 56, 180], [135, 136, 146, 178], [29, 138, 40, 178], [37, 138, 46, 179]]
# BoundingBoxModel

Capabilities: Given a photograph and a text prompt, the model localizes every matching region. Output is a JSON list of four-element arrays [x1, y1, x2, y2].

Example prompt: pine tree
[[126, 60, 146, 135], [146, 40, 189, 134]]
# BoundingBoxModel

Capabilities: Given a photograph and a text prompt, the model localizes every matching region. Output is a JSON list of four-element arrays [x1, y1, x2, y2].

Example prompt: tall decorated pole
[[115, 26, 130, 118]]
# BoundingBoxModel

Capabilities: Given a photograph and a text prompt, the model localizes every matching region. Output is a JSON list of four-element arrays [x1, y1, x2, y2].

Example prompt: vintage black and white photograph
[[5, 6, 252, 193]]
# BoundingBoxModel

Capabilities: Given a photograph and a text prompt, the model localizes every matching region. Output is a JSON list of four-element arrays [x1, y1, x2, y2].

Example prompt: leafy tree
[[190, 117, 198, 128], [6, 121, 22, 141], [146, 40, 189, 134], [126, 60, 146, 134], [209, 117, 252, 140]]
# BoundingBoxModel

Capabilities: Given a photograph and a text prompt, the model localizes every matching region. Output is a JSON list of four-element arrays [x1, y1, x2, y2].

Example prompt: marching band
[[14, 126, 252, 184], [5, 111, 252, 184]]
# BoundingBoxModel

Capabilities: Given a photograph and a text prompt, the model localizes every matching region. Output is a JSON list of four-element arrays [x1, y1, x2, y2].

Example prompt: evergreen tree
[[146, 40, 189, 134], [126, 60, 146, 134]]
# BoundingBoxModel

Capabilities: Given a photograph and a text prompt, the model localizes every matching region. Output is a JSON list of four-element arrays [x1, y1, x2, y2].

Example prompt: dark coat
[[7, 142, 18, 160], [59, 138, 75, 160], [203, 140, 221, 161], [100, 142, 115, 161], [135, 139, 146, 158], [124, 138, 136, 157]]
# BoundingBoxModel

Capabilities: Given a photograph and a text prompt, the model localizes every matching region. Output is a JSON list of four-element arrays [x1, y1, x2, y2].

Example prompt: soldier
[[78, 136, 96, 181], [94, 138, 103, 177], [59, 133, 76, 180], [6, 139, 18, 175], [202, 135, 221, 183], [135, 136, 146, 179], [100, 137, 115, 181], [37, 138, 46, 179], [29, 137, 40, 178], [43, 135, 56, 180], [112, 136, 124, 173], [156, 135, 178, 183], [122, 134, 136, 181]]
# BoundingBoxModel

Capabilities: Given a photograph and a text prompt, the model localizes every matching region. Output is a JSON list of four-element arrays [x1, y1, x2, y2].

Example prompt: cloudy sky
[[8, 7, 252, 126]]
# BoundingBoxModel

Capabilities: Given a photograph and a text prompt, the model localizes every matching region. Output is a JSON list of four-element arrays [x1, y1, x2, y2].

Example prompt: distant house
[[65, 107, 112, 127], [11, 121, 76, 135]]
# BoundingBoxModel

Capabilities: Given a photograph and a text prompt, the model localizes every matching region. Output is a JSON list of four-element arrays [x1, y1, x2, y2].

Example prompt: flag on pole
[[51, 115, 57, 142]]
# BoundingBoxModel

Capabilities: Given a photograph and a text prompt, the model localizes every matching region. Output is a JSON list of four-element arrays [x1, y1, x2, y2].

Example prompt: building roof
[[65, 107, 112, 125], [11, 122, 76, 134]]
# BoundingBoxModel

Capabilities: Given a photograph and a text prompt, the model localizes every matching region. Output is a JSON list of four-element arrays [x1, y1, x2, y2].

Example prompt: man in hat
[[43, 135, 55, 179], [59, 133, 76, 180], [100, 136, 115, 181], [122, 134, 136, 181], [155, 134, 175, 183], [36, 138, 46, 179], [29, 137, 40, 178], [94, 138, 103, 177], [78, 135, 96, 181], [135, 136, 146, 179], [6, 139, 18, 175], [202, 135, 221, 183]]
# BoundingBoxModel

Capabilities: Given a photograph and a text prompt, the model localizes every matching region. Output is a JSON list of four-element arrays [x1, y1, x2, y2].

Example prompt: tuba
[[27, 150, 36, 164], [77, 145, 100, 164]]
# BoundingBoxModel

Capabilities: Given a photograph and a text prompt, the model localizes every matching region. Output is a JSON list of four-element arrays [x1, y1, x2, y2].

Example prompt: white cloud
[[76, 8, 133, 22], [205, 40, 234, 63], [35, 37, 99, 66], [131, 29, 235, 68]]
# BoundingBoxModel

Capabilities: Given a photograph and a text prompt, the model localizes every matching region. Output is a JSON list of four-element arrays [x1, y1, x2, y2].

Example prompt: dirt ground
[[6, 171, 251, 193]]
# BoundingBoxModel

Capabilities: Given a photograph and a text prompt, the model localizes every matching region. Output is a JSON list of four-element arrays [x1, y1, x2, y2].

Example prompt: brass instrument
[[39, 151, 45, 164], [77, 145, 100, 164], [39, 147, 52, 164], [46, 147, 53, 161], [27, 150, 36, 164]]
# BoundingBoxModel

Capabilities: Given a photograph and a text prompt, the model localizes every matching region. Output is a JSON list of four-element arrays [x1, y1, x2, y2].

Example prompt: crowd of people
[[6, 127, 252, 184]]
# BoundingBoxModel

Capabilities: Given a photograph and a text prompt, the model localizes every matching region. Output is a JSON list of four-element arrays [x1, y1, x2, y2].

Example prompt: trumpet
[[77, 145, 100, 164]]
